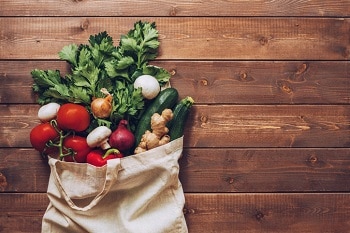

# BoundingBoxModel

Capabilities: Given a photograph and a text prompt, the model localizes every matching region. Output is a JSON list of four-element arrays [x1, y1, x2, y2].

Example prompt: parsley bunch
[[31, 21, 171, 132]]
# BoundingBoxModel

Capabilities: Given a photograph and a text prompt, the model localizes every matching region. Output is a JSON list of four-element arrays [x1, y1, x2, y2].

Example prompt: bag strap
[[50, 158, 122, 211]]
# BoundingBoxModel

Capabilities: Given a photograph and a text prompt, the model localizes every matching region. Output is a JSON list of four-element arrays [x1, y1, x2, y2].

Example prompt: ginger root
[[134, 109, 173, 154]]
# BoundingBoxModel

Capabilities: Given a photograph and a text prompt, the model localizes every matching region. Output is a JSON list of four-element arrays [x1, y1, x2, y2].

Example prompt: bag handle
[[50, 158, 121, 211]]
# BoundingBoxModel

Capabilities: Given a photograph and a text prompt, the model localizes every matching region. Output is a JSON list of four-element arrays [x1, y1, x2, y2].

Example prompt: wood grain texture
[[1, 60, 349, 104], [186, 105, 350, 148], [184, 193, 350, 233], [180, 148, 350, 192], [1, 0, 350, 232], [1, 0, 349, 17], [1, 193, 350, 233], [1, 104, 349, 148], [1, 148, 350, 193], [1, 17, 349, 60]]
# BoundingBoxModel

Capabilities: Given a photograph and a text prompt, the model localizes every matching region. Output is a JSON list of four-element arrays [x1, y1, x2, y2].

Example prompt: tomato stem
[[47, 120, 75, 161]]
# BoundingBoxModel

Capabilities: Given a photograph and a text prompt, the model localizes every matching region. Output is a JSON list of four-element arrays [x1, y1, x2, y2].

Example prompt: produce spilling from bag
[[29, 21, 194, 166]]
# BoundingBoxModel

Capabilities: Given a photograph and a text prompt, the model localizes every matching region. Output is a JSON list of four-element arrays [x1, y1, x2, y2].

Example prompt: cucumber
[[168, 96, 194, 141], [134, 88, 179, 145]]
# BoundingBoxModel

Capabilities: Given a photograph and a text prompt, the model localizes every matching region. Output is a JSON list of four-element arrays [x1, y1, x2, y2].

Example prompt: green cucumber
[[134, 88, 179, 145], [168, 96, 194, 141]]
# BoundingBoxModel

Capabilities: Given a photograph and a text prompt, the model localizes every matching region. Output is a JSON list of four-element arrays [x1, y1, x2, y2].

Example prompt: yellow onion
[[91, 88, 113, 118]]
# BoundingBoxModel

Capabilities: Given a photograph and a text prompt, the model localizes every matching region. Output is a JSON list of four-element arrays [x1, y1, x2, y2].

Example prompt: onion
[[91, 88, 113, 118], [134, 75, 160, 100], [109, 120, 135, 152]]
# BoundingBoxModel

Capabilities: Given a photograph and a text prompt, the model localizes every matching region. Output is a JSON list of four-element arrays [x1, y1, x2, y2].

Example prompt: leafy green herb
[[31, 21, 171, 132]]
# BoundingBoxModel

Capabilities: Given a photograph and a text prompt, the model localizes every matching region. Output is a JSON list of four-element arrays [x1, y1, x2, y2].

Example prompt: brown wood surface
[[1, 104, 349, 148], [1, 61, 349, 104], [1, 148, 350, 193], [1, 193, 350, 233], [1, 0, 349, 17], [1, 0, 349, 232], [1, 17, 349, 60]]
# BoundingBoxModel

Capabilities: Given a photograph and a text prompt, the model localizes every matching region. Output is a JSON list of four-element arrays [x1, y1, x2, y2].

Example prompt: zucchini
[[134, 88, 179, 145], [168, 96, 194, 141]]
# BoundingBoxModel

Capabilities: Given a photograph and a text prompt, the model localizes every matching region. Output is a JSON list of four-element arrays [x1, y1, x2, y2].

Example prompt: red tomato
[[63, 135, 92, 163], [56, 103, 90, 132], [30, 122, 59, 152]]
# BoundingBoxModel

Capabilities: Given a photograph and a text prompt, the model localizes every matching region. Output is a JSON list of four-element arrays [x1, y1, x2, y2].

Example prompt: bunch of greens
[[31, 21, 171, 132]]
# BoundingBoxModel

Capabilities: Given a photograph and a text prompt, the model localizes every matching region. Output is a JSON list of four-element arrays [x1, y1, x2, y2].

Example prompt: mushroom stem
[[100, 140, 111, 150], [86, 126, 112, 149]]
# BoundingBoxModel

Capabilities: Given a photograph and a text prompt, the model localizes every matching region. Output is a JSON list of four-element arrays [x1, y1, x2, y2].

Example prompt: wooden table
[[1, 1, 349, 232]]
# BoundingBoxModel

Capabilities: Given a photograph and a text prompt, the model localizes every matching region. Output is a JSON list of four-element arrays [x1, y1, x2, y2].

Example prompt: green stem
[[48, 120, 73, 160], [137, 51, 142, 69], [102, 148, 120, 159]]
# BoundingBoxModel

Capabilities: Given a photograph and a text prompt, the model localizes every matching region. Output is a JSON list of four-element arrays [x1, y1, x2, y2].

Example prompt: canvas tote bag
[[41, 136, 188, 233]]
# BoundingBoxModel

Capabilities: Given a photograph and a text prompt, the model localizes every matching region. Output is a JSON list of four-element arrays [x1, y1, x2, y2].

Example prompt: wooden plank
[[1, 17, 349, 60], [187, 105, 350, 148], [1, 193, 350, 232], [1, 60, 349, 104], [1, 104, 349, 148], [184, 193, 350, 232], [1, 148, 350, 193], [0, 149, 50, 192], [1, 0, 349, 17], [0, 61, 69, 104], [0, 193, 47, 233], [180, 148, 350, 192]]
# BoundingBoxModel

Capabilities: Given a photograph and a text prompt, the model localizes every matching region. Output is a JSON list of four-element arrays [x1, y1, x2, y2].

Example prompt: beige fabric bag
[[41, 137, 188, 233]]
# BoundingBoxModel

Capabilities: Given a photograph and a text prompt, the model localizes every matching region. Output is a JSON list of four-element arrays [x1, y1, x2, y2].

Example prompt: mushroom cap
[[38, 102, 60, 122], [86, 126, 112, 148]]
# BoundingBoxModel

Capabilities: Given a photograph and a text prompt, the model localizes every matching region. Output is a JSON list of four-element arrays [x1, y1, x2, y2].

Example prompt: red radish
[[109, 120, 135, 152]]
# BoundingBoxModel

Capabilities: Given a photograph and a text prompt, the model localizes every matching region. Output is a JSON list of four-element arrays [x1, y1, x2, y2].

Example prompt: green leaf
[[142, 23, 159, 49], [105, 60, 130, 80], [77, 46, 92, 67], [89, 31, 113, 50], [31, 69, 63, 88], [43, 85, 71, 100], [69, 72, 91, 87], [116, 56, 135, 69], [120, 37, 138, 52], [89, 31, 116, 67], [142, 65, 171, 85], [68, 85, 91, 104], [59, 44, 78, 67]]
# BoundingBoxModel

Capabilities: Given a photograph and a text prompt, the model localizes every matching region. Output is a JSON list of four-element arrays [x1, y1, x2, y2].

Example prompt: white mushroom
[[134, 75, 160, 100], [38, 102, 60, 122], [86, 126, 112, 150]]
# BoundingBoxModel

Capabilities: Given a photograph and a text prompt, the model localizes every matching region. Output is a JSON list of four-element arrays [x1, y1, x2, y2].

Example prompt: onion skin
[[109, 120, 135, 152], [91, 95, 112, 118]]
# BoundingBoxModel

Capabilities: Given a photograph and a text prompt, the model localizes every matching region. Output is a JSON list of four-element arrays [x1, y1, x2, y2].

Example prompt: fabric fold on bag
[[42, 136, 188, 233]]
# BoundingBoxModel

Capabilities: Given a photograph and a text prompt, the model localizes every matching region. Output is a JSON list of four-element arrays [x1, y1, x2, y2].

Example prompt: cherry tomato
[[30, 122, 59, 152], [63, 135, 92, 163], [56, 103, 90, 132]]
